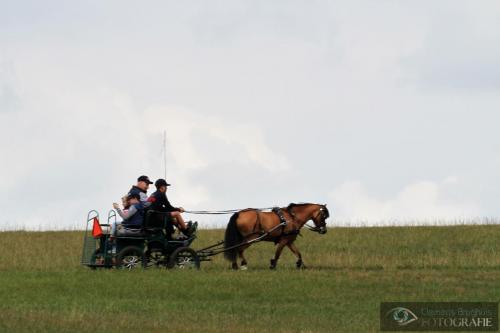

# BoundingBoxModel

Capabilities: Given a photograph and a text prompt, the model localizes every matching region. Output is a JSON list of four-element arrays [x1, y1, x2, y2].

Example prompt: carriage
[[81, 203, 329, 270], [81, 210, 201, 270]]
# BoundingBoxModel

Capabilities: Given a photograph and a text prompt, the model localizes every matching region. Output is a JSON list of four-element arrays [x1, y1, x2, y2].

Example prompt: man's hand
[[113, 203, 120, 210], [179, 207, 185, 213]]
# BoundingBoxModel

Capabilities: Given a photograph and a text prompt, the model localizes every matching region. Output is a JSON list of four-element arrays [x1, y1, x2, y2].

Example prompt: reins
[[304, 223, 322, 232], [185, 205, 328, 234], [184, 207, 276, 215]]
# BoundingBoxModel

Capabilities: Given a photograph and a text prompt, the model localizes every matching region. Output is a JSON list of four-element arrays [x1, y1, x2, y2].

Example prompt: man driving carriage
[[148, 179, 194, 236]]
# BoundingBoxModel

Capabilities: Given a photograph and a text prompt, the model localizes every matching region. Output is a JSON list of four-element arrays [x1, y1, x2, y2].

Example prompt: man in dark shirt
[[148, 179, 192, 235], [128, 175, 153, 208]]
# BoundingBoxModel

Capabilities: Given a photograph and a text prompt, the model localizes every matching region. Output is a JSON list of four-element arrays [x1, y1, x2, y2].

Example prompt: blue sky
[[1, 1, 499, 228]]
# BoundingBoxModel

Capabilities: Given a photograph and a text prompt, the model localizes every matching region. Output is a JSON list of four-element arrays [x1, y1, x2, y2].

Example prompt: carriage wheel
[[90, 249, 112, 269], [116, 246, 146, 270], [146, 248, 167, 268], [167, 247, 200, 270], [90, 250, 103, 270]]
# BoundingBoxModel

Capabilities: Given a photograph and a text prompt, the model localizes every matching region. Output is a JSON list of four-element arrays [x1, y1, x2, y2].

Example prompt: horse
[[223, 203, 329, 270]]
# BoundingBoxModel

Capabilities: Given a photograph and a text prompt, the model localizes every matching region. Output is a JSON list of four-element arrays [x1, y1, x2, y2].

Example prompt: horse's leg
[[238, 244, 251, 270], [231, 241, 240, 271], [270, 239, 287, 270], [287, 242, 306, 269], [239, 249, 248, 270], [228, 210, 260, 270]]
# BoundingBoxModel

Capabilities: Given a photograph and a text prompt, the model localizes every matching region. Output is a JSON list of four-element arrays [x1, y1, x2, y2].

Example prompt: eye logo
[[386, 307, 418, 326]]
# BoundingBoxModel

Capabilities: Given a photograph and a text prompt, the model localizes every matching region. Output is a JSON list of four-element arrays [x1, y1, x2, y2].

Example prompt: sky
[[1, 1, 499, 229]]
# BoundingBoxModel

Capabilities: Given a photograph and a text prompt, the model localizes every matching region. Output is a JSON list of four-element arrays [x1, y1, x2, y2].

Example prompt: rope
[[184, 207, 276, 215]]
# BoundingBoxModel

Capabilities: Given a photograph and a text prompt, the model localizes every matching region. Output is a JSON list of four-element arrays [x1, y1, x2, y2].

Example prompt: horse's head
[[311, 204, 329, 234], [287, 203, 330, 234]]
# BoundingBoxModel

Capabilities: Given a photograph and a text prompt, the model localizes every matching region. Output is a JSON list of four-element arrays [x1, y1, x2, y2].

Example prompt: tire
[[167, 247, 200, 270], [90, 249, 111, 270], [145, 248, 167, 268], [116, 246, 146, 270]]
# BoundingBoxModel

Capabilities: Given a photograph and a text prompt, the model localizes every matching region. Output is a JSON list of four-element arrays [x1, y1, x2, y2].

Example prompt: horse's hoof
[[231, 263, 238, 270], [269, 259, 277, 270], [240, 265, 248, 271]]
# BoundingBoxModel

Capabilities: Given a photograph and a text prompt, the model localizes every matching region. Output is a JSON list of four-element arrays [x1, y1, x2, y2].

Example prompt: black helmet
[[155, 179, 171, 188]]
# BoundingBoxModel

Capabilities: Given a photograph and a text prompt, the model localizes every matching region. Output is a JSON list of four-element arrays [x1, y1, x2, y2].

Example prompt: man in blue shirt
[[114, 193, 144, 228]]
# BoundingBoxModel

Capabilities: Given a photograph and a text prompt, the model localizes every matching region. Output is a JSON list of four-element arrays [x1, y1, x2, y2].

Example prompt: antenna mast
[[163, 130, 167, 180]]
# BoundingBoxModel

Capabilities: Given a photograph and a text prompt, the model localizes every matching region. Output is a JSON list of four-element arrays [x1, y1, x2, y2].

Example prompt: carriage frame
[[81, 210, 201, 270]]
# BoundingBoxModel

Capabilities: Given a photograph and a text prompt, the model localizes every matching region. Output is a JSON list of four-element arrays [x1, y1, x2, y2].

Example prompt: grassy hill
[[0, 225, 499, 332]]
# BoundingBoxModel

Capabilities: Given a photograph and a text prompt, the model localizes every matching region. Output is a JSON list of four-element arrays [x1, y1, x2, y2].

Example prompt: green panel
[[80, 236, 97, 265]]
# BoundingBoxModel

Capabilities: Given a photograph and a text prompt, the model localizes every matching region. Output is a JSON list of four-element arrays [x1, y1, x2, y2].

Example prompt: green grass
[[0, 225, 499, 332]]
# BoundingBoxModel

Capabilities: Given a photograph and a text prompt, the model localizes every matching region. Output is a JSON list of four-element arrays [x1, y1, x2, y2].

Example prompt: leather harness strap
[[254, 210, 262, 235], [248, 207, 301, 242], [272, 207, 287, 227], [272, 207, 300, 241]]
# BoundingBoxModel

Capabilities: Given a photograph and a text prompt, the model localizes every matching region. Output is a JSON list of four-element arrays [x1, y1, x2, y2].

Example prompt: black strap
[[271, 207, 301, 241], [272, 207, 287, 226]]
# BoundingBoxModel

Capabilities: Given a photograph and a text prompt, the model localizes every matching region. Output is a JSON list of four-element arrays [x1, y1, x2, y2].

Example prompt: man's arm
[[140, 192, 151, 208], [164, 195, 181, 212]]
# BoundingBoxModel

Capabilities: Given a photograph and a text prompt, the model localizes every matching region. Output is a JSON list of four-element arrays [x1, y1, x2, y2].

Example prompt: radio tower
[[163, 130, 167, 180]]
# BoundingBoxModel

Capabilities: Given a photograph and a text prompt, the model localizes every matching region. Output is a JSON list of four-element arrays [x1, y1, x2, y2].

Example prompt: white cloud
[[144, 106, 291, 173], [208, 123, 291, 172], [328, 178, 480, 225], [0, 76, 292, 228], [1, 1, 499, 229]]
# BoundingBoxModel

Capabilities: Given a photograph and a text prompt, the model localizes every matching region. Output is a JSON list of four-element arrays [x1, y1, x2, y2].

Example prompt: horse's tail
[[224, 213, 242, 262]]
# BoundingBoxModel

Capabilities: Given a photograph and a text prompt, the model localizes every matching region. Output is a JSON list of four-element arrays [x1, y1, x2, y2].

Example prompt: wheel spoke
[[177, 253, 195, 268], [167, 247, 200, 270], [123, 255, 140, 269], [147, 251, 165, 268]]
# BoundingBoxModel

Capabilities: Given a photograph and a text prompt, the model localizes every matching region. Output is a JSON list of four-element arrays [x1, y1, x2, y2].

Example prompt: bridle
[[303, 205, 329, 234]]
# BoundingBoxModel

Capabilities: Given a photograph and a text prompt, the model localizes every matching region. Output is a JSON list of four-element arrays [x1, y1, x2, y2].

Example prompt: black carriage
[[81, 210, 200, 270]]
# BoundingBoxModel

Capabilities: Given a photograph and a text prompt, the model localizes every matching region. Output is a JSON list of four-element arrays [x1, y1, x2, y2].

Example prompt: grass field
[[0, 225, 499, 332]]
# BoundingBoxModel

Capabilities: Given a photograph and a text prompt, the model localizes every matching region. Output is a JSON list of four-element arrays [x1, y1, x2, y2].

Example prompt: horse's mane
[[287, 202, 330, 218], [286, 202, 316, 210]]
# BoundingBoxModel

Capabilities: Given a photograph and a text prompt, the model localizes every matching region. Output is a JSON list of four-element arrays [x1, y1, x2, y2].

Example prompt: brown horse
[[223, 203, 329, 270]]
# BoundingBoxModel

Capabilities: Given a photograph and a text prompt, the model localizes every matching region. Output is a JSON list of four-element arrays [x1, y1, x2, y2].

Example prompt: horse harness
[[250, 207, 299, 242], [272, 207, 300, 239]]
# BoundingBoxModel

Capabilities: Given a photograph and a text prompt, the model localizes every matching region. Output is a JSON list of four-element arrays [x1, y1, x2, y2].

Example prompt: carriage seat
[[115, 225, 145, 237], [143, 210, 175, 235]]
